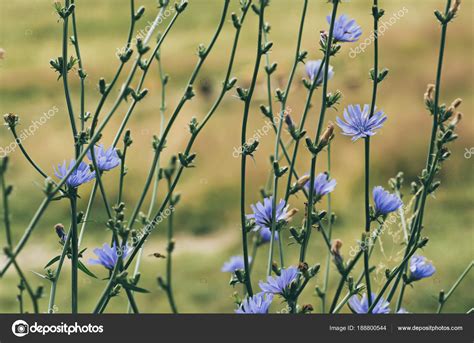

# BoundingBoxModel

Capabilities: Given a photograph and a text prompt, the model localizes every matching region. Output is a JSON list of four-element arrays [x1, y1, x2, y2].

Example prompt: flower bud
[[331, 239, 345, 273], [284, 113, 295, 131]]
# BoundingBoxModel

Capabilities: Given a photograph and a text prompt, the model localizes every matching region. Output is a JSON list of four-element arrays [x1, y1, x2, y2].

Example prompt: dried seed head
[[0, 48, 5, 60], [319, 121, 335, 147], [424, 84, 435, 103], [320, 30, 328, 41], [296, 175, 311, 188], [449, 0, 461, 15], [298, 262, 309, 272], [449, 112, 462, 127], [446, 98, 462, 118], [3, 113, 19, 128], [284, 208, 299, 222], [450, 98, 462, 109], [331, 239, 343, 256]]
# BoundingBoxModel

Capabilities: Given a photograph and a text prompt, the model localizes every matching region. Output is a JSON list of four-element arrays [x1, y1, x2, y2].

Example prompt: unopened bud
[[284, 113, 295, 130], [331, 239, 345, 273]]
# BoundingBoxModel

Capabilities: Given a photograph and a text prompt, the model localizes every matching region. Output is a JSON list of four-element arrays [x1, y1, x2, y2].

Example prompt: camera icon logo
[[11, 320, 29, 337]]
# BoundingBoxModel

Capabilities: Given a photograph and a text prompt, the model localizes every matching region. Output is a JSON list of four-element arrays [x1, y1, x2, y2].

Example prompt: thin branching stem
[[267, 0, 308, 275]]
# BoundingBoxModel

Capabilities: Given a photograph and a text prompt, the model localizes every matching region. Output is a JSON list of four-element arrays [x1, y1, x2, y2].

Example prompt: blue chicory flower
[[328, 14, 362, 43], [89, 243, 129, 270], [304, 172, 337, 201], [247, 197, 290, 231], [373, 186, 403, 216], [221, 255, 251, 273], [409, 255, 436, 281], [348, 293, 390, 314], [336, 104, 387, 141], [305, 59, 334, 86], [87, 144, 120, 172], [235, 292, 273, 314], [259, 266, 299, 296], [259, 227, 279, 244], [54, 159, 96, 188]]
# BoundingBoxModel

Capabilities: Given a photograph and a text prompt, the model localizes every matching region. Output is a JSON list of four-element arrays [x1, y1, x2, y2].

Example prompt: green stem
[[240, 0, 266, 295], [367, 243, 420, 313], [70, 193, 78, 313], [386, 0, 452, 301], [283, 58, 326, 203], [125, 288, 140, 313], [125, 0, 230, 235], [11, 259, 38, 313], [329, 222, 384, 313], [300, 0, 339, 264], [128, 47, 167, 313], [363, 0, 382, 307], [61, 0, 79, 157], [48, 226, 72, 313], [123, 1, 251, 272], [164, 178, 178, 313], [249, 237, 258, 273], [267, 0, 308, 275], [70, 0, 86, 134], [321, 142, 332, 313], [0, 3, 184, 277], [437, 261, 473, 313]]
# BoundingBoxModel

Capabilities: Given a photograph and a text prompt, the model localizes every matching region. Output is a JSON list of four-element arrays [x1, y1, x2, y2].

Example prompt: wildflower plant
[[0, 0, 470, 316]]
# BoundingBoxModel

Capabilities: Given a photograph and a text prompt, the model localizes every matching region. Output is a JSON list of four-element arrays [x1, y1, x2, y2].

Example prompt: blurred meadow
[[0, 0, 473, 313]]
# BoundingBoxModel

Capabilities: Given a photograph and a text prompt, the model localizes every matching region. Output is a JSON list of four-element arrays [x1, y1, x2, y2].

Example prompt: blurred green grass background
[[0, 0, 472, 313]]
